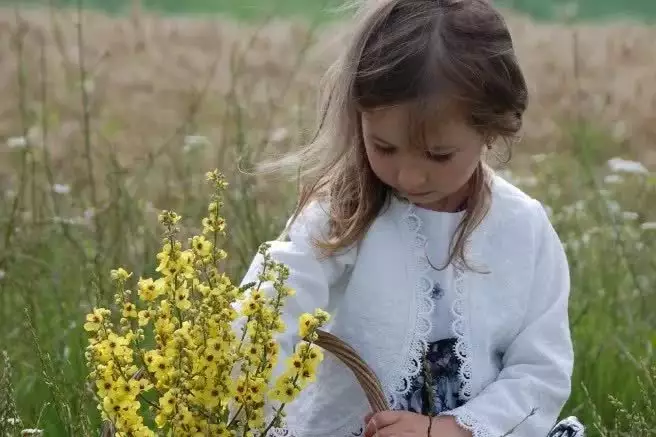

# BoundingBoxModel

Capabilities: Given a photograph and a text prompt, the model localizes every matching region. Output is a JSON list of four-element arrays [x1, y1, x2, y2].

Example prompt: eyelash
[[374, 145, 396, 155], [426, 152, 454, 163], [374, 144, 454, 162]]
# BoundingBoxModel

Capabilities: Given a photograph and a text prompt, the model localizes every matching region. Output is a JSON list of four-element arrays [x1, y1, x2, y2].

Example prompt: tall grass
[[0, 4, 654, 437]]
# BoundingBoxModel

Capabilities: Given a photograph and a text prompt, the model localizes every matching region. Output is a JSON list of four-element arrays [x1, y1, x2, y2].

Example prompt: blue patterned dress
[[396, 282, 464, 416]]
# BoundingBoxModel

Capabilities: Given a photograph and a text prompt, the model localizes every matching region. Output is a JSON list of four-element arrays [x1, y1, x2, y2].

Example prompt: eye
[[374, 143, 395, 155], [426, 151, 454, 162]]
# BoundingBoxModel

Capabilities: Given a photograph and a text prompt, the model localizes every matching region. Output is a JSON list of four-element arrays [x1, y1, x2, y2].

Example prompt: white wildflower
[[83, 208, 95, 222], [7, 136, 27, 149], [622, 211, 639, 221], [604, 200, 621, 214], [269, 127, 289, 143], [531, 153, 548, 163], [607, 157, 649, 175], [21, 430, 44, 437], [183, 135, 210, 152], [603, 174, 623, 184], [52, 184, 71, 194], [581, 233, 591, 246], [640, 222, 656, 231], [53, 216, 86, 226], [0, 270, 5, 280], [517, 176, 538, 187]]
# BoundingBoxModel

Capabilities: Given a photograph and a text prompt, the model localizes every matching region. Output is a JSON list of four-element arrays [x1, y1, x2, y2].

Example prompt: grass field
[[3, 0, 656, 21], [0, 2, 655, 437]]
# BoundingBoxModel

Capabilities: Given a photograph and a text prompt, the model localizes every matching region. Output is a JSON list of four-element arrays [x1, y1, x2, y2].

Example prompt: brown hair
[[261, 0, 528, 270]]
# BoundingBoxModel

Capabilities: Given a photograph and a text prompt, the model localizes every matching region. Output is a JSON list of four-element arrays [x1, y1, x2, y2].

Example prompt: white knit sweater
[[239, 175, 574, 437]]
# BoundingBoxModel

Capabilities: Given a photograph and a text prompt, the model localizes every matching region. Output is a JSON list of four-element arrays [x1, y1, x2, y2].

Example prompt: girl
[[240, 0, 585, 436]]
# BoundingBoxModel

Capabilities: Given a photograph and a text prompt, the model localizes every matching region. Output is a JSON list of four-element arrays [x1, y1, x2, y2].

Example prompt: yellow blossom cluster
[[84, 170, 329, 436]]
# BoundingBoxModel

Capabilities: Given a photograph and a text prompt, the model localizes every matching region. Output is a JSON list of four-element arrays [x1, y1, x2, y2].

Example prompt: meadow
[[4, 0, 656, 21], [0, 1, 655, 436]]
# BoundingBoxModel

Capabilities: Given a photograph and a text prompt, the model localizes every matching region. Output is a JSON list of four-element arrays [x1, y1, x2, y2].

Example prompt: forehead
[[361, 103, 479, 148]]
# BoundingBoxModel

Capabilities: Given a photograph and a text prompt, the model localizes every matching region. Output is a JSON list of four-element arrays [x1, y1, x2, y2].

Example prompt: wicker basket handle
[[315, 329, 390, 413]]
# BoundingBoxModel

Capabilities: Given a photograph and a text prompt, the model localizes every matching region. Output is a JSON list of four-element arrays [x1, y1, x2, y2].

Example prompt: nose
[[397, 165, 428, 194]]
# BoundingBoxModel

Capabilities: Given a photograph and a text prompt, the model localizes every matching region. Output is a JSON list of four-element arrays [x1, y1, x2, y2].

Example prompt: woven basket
[[100, 329, 387, 436]]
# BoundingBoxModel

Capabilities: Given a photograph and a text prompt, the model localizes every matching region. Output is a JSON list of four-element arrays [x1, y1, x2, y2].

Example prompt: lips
[[405, 191, 433, 197]]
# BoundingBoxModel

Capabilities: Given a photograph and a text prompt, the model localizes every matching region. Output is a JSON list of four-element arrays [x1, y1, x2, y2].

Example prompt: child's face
[[361, 103, 486, 212]]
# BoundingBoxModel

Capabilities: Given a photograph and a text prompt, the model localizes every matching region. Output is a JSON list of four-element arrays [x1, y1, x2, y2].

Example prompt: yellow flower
[[177, 250, 196, 278], [122, 302, 138, 318], [202, 216, 226, 234], [313, 308, 331, 324], [155, 251, 170, 274], [138, 278, 165, 301], [240, 297, 261, 317], [175, 286, 192, 311], [84, 308, 104, 332], [270, 377, 299, 403], [105, 332, 132, 363], [298, 313, 317, 339], [84, 169, 333, 434], [195, 386, 221, 409], [139, 376, 153, 391], [244, 343, 262, 362], [110, 268, 132, 282], [155, 412, 168, 429], [159, 389, 177, 415], [191, 235, 212, 258], [95, 374, 114, 398], [91, 339, 112, 363], [138, 309, 151, 327]]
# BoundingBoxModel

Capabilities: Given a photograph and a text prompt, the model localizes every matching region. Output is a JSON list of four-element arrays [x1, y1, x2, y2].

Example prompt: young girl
[[240, 0, 585, 436]]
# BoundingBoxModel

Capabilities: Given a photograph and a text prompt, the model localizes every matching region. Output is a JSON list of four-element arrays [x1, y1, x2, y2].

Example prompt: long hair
[[260, 0, 528, 270]]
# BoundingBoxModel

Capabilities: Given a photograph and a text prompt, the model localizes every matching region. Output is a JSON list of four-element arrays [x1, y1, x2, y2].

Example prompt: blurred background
[[2, 0, 656, 20], [0, 0, 654, 436]]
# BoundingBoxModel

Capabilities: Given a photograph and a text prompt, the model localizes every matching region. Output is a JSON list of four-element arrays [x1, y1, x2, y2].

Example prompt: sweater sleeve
[[237, 200, 357, 366], [441, 200, 574, 437]]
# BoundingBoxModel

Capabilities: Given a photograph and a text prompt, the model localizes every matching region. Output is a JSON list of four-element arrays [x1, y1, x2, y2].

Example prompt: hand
[[363, 411, 472, 437]]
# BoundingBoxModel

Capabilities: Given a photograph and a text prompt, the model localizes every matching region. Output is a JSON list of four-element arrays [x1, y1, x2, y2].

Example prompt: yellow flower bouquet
[[83, 170, 333, 436]]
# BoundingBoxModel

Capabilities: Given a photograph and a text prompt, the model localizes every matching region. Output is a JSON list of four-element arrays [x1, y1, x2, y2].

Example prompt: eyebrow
[[371, 135, 457, 152]]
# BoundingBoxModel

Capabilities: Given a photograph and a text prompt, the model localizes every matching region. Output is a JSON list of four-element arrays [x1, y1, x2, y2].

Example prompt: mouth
[[404, 191, 433, 197]]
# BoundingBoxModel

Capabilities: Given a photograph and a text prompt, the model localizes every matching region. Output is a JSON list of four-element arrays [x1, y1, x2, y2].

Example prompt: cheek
[[365, 147, 393, 181], [434, 151, 480, 186]]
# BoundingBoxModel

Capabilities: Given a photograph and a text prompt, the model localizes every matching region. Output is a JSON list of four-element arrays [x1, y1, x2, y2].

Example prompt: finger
[[363, 411, 400, 437], [365, 423, 397, 437], [363, 419, 381, 437]]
